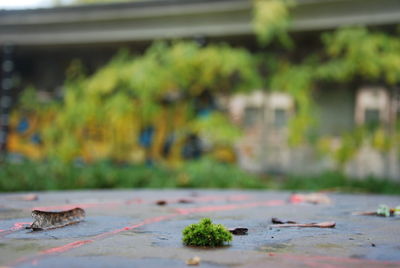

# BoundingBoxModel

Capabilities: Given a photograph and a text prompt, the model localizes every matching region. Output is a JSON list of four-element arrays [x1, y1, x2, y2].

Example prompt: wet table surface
[[0, 190, 400, 267]]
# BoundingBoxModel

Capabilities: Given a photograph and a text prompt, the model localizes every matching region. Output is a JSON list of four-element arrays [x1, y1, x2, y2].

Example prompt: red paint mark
[[11, 222, 31, 230], [191, 194, 250, 202], [0, 230, 14, 238], [152, 194, 251, 206], [227, 194, 250, 201], [41, 240, 94, 255], [0, 222, 32, 238], [33, 214, 179, 257], [30, 194, 251, 212], [175, 200, 285, 215], [92, 214, 178, 240], [125, 198, 143, 205], [288, 194, 303, 204]]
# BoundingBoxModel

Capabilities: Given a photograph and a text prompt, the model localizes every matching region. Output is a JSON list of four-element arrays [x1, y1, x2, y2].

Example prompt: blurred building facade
[[1, 0, 400, 179], [228, 88, 400, 180]]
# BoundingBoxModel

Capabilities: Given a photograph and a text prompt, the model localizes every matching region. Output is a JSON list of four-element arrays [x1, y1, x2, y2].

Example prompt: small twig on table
[[270, 221, 336, 228]]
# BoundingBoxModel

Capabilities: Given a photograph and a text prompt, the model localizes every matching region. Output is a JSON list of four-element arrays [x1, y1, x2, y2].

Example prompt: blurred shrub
[[176, 158, 263, 188], [283, 171, 400, 195], [1, 160, 399, 194], [0, 159, 265, 192], [16, 42, 260, 164]]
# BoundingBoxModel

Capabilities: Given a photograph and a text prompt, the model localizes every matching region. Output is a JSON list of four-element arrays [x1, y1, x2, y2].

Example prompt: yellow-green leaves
[[271, 63, 315, 146], [17, 41, 261, 163], [252, 0, 293, 48], [191, 112, 242, 146], [15, 26, 400, 166], [270, 27, 400, 152], [322, 27, 400, 84]]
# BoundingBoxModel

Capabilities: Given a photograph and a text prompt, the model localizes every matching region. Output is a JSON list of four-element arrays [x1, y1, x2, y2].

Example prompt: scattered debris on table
[[271, 221, 336, 228], [271, 218, 297, 224], [26, 207, 85, 231], [156, 200, 167, 206], [178, 199, 194, 204], [353, 204, 400, 217], [377, 205, 400, 217], [289, 193, 331, 205], [186, 256, 201, 265], [229, 227, 248, 235], [352, 211, 378, 216]]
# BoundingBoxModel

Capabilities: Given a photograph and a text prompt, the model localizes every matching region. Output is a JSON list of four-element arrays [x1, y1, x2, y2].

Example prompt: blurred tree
[[18, 42, 260, 164]]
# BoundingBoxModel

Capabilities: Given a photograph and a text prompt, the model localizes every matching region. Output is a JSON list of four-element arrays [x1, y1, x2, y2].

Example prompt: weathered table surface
[[1, 190, 400, 267]]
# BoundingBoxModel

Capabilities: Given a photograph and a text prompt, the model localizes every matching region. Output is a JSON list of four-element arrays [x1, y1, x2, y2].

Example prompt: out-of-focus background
[[0, 0, 399, 193]]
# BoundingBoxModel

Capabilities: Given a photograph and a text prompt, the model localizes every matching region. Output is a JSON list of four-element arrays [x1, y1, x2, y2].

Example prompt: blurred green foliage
[[14, 26, 400, 171], [252, 0, 294, 48], [270, 27, 400, 167], [17, 42, 259, 163], [1, 160, 400, 194], [176, 158, 263, 188], [190, 112, 242, 147], [270, 63, 315, 146], [0, 159, 264, 191], [281, 171, 400, 195], [7, 1, 400, 189], [319, 27, 400, 84], [253, 3, 400, 161]]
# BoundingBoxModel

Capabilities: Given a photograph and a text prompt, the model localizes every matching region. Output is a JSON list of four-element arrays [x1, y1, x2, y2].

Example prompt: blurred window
[[355, 87, 389, 125], [364, 108, 380, 124], [273, 108, 287, 128], [243, 107, 261, 128], [364, 108, 380, 130]]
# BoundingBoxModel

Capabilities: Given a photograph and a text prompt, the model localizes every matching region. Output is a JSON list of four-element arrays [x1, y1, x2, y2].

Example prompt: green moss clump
[[182, 218, 232, 247]]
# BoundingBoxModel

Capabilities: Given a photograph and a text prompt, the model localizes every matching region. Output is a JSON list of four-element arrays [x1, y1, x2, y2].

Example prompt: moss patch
[[182, 218, 232, 247]]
